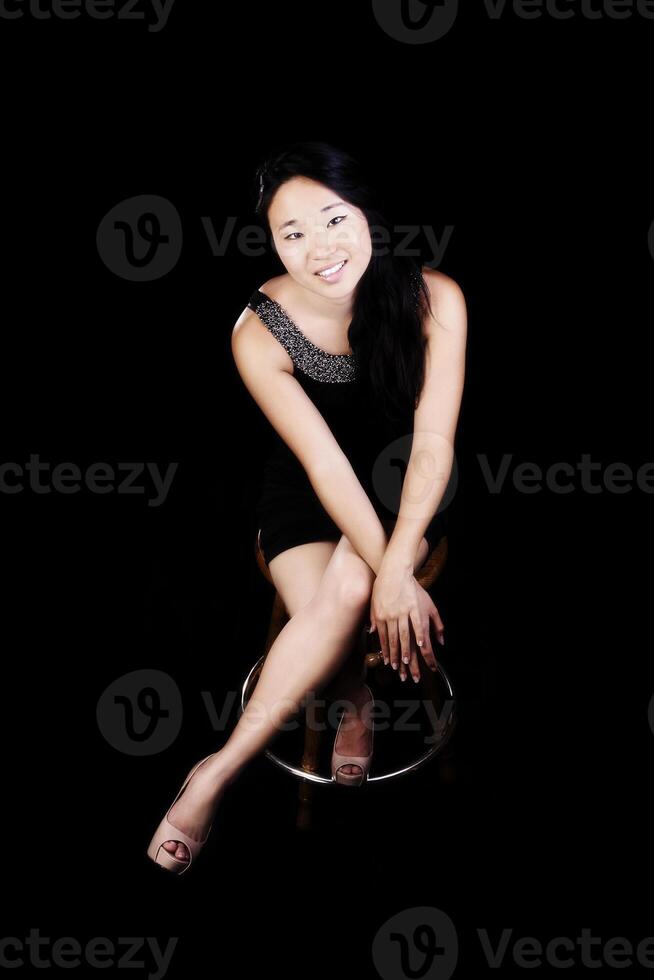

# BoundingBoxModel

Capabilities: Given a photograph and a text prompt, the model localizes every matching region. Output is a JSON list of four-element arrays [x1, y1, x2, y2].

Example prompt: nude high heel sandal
[[146, 753, 216, 874], [331, 683, 375, 787]]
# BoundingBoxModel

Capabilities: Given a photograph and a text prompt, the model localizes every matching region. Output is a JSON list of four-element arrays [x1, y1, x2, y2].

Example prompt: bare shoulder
[[419, 267, 467, 338], [231, 300, 293, 376], [256, 272, 292, 302]]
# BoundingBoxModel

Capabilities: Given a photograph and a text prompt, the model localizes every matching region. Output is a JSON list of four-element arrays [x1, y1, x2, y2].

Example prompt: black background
[[2, 2, 653, 978]]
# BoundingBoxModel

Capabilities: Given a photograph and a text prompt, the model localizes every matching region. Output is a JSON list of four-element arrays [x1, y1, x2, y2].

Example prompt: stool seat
[[254, 527, 448, 591]]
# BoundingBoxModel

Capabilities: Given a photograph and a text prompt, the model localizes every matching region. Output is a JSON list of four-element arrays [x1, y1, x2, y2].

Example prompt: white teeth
[[317, 260, 345, 278]]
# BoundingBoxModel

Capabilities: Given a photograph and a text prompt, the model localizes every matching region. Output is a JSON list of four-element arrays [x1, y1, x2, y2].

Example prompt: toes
[[161, 840, 189, 862]]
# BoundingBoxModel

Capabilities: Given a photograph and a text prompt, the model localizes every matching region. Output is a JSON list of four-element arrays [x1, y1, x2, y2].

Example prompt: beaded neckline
[[254, 289, 356, 360], [247, 268, 424, 385]]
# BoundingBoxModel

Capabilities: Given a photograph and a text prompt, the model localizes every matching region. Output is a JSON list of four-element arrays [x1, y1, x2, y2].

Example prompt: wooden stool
[[242, 527, 456, 829]]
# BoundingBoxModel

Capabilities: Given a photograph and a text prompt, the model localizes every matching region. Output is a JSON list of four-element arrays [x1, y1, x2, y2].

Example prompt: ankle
[[343, 677, 369, 705], [205, 750, 243, 790]]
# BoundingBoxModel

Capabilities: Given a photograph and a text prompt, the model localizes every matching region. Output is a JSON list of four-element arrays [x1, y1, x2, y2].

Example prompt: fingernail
[[413, 675, 419, 684], [392, 662, 398, 670], [439, 634, 445, 646], [417, 640, 423, 646], [403, 656, 409, 664]]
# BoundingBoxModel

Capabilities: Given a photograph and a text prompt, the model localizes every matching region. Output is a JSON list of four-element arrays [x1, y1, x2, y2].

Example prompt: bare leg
[[325, 532, 432, 776], [328, 530, 430, 701], [160, 534, 374, 862]]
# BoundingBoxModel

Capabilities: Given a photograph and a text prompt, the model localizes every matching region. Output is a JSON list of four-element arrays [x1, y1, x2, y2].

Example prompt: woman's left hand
[[369, 561, 444, 674]]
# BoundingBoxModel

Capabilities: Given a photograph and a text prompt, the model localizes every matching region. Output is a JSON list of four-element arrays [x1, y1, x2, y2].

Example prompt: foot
[[333, 682, 374, 778], [162, 752, 234, 865]]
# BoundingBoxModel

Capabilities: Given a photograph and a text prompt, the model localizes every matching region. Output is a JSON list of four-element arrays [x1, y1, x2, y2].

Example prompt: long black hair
[[251, 140, 433, 428]]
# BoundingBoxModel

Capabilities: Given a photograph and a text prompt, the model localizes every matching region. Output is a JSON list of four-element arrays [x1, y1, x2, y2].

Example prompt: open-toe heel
[[146, 753, 216, 875], [331, 683, 375, 787]]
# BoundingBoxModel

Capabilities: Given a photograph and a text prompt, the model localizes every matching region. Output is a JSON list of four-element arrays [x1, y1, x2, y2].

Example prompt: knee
[[311, 547, 375, 618], [315, 562, 372, 616], [335, 566, 373, 611]]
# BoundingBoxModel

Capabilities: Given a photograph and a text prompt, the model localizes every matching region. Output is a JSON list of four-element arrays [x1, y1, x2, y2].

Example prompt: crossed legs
[[159, 529, 430, 864]]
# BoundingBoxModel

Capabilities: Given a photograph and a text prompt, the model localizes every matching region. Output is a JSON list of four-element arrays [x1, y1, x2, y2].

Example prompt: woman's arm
[[231, 311, 390, 574], [383, 270, 468, 570], [370, 270, 467, 669]]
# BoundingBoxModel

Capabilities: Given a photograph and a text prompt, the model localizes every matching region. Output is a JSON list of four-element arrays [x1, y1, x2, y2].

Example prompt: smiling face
[[267, 176, 372, 297]]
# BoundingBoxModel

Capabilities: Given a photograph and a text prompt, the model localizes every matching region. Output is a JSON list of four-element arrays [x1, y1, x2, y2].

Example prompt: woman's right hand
[[370, 577, 444, 682]]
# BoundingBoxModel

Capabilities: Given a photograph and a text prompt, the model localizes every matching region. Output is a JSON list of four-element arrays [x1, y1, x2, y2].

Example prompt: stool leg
[[263, 592, 287, 658], [296, 695, 325, 830]]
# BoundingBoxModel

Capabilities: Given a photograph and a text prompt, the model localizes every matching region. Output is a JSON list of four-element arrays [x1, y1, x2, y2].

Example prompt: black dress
[[246, 279, 447, 565]]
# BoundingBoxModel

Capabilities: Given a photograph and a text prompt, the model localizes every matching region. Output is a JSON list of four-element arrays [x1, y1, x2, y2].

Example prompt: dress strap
[[246, 269, 422, 382], [410, 266, 425, 308], [246, 288, 358, 384]]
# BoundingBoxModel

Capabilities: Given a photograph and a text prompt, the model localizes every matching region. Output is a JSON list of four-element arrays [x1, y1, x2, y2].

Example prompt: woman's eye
[[283, 215, 346, 241]]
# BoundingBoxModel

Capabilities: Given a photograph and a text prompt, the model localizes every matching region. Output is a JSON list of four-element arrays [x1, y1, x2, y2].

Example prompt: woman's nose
[[310, 230, 338, 257]]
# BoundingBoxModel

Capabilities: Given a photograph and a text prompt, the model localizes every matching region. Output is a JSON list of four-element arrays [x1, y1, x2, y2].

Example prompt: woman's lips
[[314, 259, 347, 282]]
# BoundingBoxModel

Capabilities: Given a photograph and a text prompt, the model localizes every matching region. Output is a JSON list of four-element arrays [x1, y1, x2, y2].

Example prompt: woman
[[147, 140, 467, 873]]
